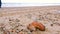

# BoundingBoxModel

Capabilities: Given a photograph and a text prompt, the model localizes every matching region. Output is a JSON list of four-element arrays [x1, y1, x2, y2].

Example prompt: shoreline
[[1, 3, 60, 7]]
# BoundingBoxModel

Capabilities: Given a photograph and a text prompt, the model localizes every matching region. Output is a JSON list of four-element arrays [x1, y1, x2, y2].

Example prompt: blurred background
[[1, 0, 60, 7]]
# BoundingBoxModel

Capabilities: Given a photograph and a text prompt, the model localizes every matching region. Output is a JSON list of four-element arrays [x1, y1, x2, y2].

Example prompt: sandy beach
[[0, 6, 60, 34]]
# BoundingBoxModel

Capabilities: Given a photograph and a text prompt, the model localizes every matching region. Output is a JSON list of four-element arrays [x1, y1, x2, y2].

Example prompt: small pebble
[[51, 24, 53, 26]]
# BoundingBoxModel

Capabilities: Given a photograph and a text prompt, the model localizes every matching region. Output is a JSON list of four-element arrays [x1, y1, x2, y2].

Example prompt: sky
[[2, 0, 60, 3], [1, 0, 60, 7]]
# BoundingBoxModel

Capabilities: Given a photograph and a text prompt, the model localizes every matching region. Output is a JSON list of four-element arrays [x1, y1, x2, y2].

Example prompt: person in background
[[0, 0, 1, 8]]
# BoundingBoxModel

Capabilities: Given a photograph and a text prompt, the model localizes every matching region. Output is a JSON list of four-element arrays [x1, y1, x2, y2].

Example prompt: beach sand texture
[[0, 6, 60, 34]]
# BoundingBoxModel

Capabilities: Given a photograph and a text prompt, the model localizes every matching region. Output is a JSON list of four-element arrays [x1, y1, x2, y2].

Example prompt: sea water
[[1, 3, 60, 7]]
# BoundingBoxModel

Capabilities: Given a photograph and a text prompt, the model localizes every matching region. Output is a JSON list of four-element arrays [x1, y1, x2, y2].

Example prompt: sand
[[0, 6, 60, 34]]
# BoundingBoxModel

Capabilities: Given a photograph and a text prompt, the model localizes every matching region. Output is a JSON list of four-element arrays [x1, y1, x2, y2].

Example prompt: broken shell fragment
[[27, 21, 45, 31]]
